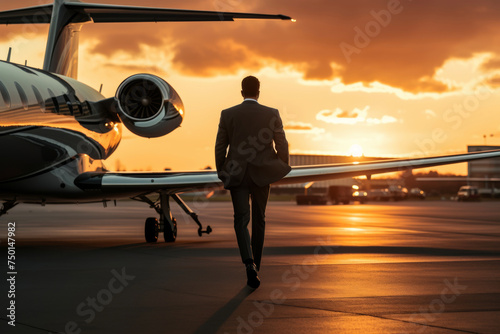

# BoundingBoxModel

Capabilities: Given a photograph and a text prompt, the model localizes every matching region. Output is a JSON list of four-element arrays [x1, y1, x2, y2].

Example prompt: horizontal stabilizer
[[0, 2, 291, 25], [0, 4, 53, 24], [66, 3, 291, 22]]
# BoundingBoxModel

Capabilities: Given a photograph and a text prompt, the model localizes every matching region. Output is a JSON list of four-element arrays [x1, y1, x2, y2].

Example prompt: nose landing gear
[[134, 192, 211, 243]]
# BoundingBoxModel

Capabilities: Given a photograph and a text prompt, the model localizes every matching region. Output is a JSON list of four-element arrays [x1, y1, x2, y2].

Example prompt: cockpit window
[[0, 81, 11, 108], [14, 82, 29, 110]]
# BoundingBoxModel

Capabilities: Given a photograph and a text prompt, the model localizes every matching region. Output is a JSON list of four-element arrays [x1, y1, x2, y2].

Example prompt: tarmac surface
[[0, 200, 499, 334]]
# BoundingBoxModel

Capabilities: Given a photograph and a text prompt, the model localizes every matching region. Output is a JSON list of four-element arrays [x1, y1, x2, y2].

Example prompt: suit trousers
[[230, 173, 270, 271]]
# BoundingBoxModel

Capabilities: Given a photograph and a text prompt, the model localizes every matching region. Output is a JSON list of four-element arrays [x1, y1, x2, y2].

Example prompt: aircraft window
[[32, 85, 45, 112], [73, 95, 84, 115], [84, 101, 93, 115], [75, 100, 83, 115], [48, 88, 59, 114], [68, 93, 83, 115], [63, 94, 74, 115], [0, 81, 10, 108], [14, 82, 29, 110]]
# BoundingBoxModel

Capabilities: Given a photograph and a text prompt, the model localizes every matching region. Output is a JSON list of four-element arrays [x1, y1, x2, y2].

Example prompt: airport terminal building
[[467, 145, 500, 192], [468, 145, 500, 178], [276, 154, 387, 190]]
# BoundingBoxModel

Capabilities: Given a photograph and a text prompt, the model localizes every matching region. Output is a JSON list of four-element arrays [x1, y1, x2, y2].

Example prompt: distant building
[[468, 145, 500, 178], [278, 154, 388, 189], [467, 146, 500, 192]]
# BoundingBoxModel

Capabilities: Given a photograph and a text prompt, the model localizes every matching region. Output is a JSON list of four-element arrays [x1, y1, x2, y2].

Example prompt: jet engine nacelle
[[115, 74, 184, 138]]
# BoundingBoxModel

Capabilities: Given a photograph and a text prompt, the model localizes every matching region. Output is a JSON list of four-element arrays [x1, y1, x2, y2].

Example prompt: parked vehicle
[[328, 185, 352, 204], [388, 185, 408, 201], [457, 186, 480, 201], [296, 185, 367, 205], [296, 194, 328, 205], [367, 188, 392, 201], [409, 188, 426, 200], [352, 190, 368, 203]]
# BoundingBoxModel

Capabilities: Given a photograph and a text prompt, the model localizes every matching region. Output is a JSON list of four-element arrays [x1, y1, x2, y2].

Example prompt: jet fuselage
[[0, 60, 122, 202]]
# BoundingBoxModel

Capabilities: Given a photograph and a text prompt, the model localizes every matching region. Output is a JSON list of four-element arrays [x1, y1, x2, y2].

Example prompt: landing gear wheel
[[145, 217, 158, 243], [164, 218, 177, 242]]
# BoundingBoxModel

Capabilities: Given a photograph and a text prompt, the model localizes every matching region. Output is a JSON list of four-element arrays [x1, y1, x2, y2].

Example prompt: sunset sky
[[2, 0, 500, 175]]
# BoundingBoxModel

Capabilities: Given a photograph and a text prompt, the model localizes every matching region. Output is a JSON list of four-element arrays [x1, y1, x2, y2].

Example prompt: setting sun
[[349, 144, 364, 157]]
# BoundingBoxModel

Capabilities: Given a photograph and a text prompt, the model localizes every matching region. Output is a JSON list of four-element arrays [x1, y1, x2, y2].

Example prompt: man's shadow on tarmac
[[194, 286, 255, 334]]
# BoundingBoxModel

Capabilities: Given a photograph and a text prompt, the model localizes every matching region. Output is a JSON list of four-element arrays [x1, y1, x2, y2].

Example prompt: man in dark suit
[[215, 76, 291, 288]]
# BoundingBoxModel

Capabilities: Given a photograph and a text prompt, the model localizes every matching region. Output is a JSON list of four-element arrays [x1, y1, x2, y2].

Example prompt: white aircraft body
[[1, 0, 499, 242]]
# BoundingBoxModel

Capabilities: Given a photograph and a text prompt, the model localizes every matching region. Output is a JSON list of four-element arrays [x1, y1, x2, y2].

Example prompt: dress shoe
[[246, 263, 260, 289]]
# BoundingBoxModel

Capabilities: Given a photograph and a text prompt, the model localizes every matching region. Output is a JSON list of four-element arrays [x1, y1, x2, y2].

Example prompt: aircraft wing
[[75, 149, 500, 196], [416, 177, 500, 182]]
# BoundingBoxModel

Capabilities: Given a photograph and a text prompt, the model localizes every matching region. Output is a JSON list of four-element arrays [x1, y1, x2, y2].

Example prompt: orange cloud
[[482, 57, 500, 71], [335, 110, 359, 119], [284, 121, 325, 134], [3, 0, 500, 93], [486, 76, 500, 87], [104, 62, 167, 75], [316, 107, 398, 125]]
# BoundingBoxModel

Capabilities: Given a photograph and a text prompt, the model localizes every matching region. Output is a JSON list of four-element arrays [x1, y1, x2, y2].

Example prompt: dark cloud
[[171, 39, 262, 76], [3, 0, 500, 93], [88, 30, 164, 57]]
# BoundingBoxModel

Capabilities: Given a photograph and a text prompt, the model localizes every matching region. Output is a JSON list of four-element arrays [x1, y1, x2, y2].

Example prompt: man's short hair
[[241, 76, 260, 97]]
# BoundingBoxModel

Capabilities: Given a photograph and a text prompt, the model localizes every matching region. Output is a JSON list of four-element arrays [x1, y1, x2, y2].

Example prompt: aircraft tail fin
[[0, 1, 88, 79]]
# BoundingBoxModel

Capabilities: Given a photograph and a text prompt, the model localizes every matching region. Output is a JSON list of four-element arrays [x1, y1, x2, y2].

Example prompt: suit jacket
[[215, 100, 291, 189]]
